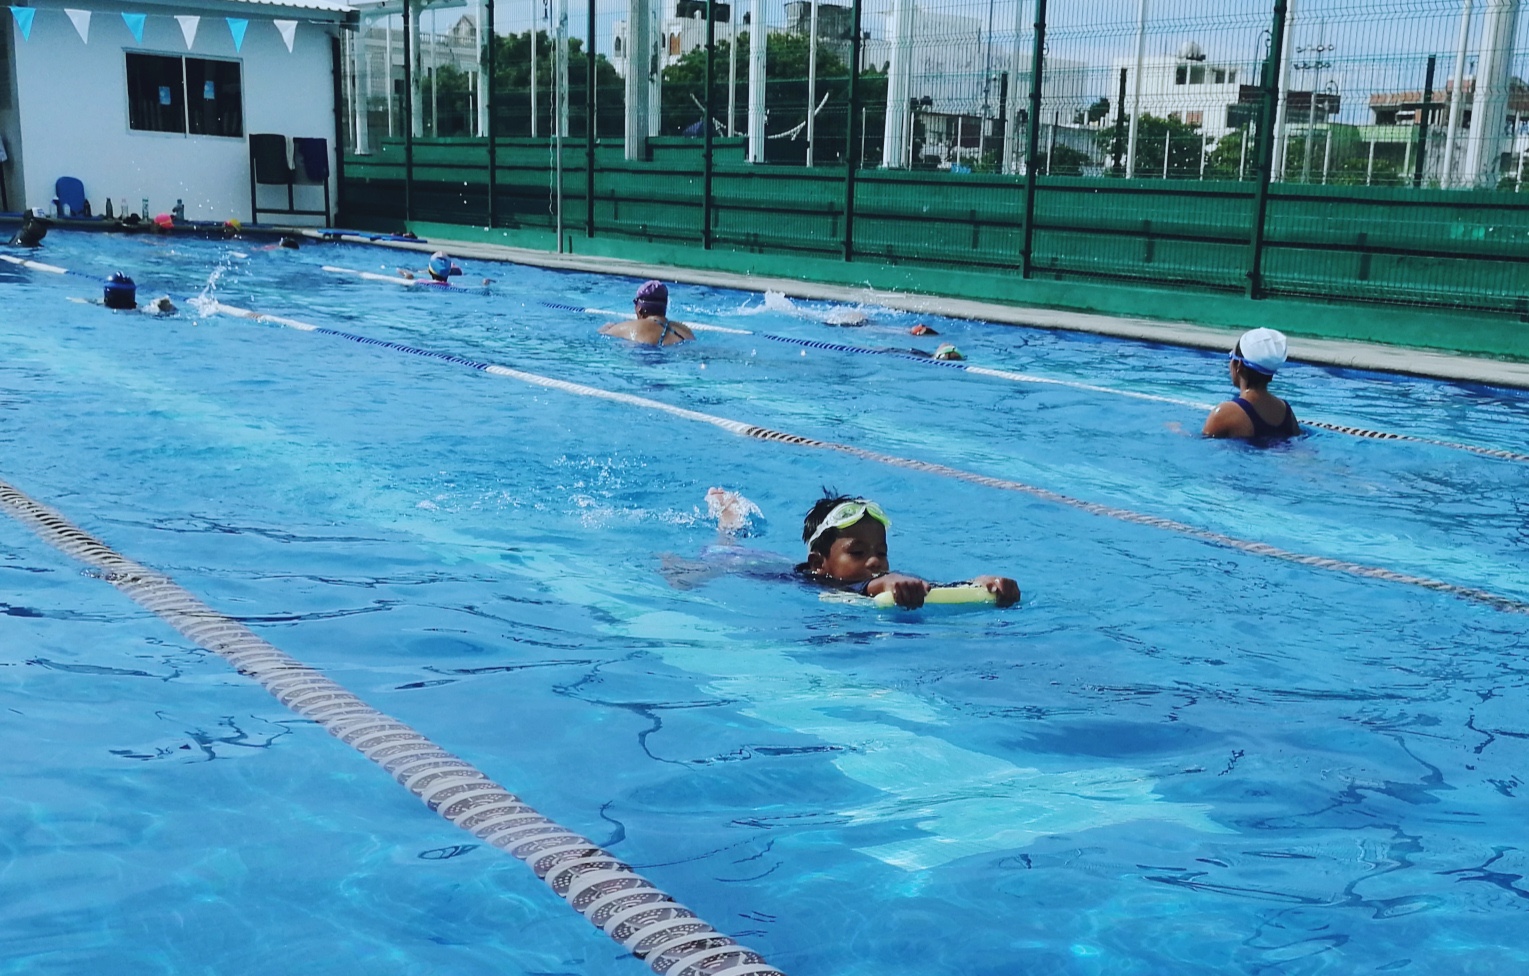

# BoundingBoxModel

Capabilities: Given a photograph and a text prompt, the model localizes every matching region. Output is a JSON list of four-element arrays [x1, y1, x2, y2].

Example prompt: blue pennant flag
[[226, 16, 247, 51], [121, 11, 145, 43], [9, 6, 34, 41]]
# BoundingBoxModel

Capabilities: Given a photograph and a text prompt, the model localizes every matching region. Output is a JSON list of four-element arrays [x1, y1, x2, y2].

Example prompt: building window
[[1189, 65, 1206, 85], [1175, 65, 1187, 85], [185, 58, 243, 137], [1228, 69, 1237, 83], [1213, 69, 1226, 84], [126, 53, 187, 134], [126, 52, 242, 137], [1186, 110, 1203, 126]]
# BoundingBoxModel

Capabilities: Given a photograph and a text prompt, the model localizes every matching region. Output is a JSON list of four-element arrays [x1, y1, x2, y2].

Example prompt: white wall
[[12, 4, 338, 223]]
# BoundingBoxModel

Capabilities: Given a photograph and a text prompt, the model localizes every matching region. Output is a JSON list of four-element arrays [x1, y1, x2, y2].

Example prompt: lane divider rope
[[536, 300, 1529, 464], [0, 475, 785, 976], [10, 254, 1524, 464], [209, 300, 1529, 617]]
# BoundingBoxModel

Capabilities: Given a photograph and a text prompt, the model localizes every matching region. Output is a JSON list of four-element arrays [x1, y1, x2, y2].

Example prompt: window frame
[[124, 49, 244, 139], [184, 55, 244, 138]]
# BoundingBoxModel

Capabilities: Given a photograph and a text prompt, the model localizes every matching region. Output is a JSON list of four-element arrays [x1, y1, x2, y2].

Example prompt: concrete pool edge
[[313, 226, 1529, 391]]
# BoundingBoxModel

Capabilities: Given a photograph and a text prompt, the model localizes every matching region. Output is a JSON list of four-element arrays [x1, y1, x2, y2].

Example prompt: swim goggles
[[806, 499, 890, 549], [1228, 351, 1276, 377]]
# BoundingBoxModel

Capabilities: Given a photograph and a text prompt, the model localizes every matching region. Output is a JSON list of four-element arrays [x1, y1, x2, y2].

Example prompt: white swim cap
[[1233, 328, 1288, 376]]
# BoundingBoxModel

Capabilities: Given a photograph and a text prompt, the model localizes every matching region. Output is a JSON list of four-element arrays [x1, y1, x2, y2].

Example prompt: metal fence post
[[586, 0, 596, 237], [1414, 54, 1436, 188], [486, 0, 497, 227], [1019, 0, 1046, 279], [1111, 67, 1127, 176], [842, 0, 863, 261], [702, 0, 715, 248], [403, 0, 414, 224], [1246, 0, 1289, 299], [331, 31, 346, 227]]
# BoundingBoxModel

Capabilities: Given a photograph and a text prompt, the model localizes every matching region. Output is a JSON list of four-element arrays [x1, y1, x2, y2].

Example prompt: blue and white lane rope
[[14, 253, 1526, 464], [0, 476, 786, 976], [209, 300, 1529, 617], [536, 299, 1529, 465]]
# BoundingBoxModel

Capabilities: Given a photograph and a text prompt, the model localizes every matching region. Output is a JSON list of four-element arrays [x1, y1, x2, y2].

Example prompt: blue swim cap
[[103, 272, 137, 310], [427, 251, 453, 280]]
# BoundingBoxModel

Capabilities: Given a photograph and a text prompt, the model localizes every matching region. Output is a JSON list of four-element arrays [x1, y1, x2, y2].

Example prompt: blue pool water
[[1, 230, 1527, 975]]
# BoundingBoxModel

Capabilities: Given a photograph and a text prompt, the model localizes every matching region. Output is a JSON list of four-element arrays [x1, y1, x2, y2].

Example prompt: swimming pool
[[2, 229, 1527, 975]]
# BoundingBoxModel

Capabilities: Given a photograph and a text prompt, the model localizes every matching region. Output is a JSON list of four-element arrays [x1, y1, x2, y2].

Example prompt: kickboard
[[820, 583, 1002, 610]]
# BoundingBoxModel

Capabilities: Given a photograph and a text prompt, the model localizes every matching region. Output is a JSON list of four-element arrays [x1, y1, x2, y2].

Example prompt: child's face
[[809, 517, 890, 582]]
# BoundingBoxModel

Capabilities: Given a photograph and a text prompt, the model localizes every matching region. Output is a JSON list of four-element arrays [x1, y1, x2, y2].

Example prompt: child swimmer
[[799, 493, 1019, 609]]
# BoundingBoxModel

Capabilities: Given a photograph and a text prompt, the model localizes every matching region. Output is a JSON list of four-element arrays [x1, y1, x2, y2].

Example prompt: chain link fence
[[339, 0, 1529, 314]]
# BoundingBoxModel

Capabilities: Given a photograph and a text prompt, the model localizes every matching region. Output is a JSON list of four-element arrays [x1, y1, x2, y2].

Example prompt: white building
[[1, 0, 347, 223], [1112, 45, 1256, 139], [352, 11, 482, 139]]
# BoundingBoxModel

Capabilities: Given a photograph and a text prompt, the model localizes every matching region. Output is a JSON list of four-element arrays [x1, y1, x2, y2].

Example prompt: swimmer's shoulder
[[599, 318, 639, 339]]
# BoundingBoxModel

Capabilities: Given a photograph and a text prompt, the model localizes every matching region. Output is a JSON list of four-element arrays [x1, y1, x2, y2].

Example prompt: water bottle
[[173, 199, 185, 221], [141, 197, 149, 219], [104, 197, 114, 218]]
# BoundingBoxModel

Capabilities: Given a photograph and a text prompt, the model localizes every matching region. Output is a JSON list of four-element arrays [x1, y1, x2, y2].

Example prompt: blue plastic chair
[[53, 176, 89, 217]]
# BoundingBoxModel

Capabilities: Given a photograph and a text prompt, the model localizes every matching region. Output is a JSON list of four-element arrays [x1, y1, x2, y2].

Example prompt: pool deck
[[309, 231, 1529, 391]]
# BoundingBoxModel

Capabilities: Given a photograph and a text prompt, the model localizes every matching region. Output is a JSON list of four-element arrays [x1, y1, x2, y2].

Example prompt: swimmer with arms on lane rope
[[600, 280, 695, 346], [1203, 328, 1301, 440], [797, 493, 1020, 609]]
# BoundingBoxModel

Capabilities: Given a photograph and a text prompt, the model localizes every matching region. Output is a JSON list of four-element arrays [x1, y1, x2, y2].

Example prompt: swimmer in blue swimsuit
[[1203, 328, 1301, 440], [600, 280, 695, 346], [796, 493, 1020, 609]]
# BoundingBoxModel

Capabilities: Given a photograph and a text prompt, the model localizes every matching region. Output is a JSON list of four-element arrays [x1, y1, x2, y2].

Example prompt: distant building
[[1111, 44, 1258, 138], [1365, 77, 1529, 184], [353, 13, 483, 139], [1, 0, 346, 222], [861, 7, 1086, 128]]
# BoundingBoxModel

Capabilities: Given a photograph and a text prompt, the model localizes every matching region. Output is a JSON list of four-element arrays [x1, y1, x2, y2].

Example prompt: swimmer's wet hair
[[802, 489, 857, 555], [1231, 342, 1272, 390]]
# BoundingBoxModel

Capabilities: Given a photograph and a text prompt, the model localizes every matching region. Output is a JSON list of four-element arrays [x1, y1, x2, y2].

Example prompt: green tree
[[1075, 96, 1111, 126], [1204, 127, 1251, 179], [1044, 143, 1091, 176], [1096, 113, 1205, 179], [422, 63, 474, 136], [488, 30, 624, 139]]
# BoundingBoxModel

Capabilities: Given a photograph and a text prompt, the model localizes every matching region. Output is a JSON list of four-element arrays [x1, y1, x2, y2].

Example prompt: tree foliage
[[486, 30, 625, 138], [1095, 113, 1206, 178]]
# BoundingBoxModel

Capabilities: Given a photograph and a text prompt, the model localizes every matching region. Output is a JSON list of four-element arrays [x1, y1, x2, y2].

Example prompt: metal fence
[[338, 0, 1529, 315]]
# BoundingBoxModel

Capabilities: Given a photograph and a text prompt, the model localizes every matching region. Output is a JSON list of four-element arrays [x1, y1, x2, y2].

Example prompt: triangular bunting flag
[[121, 12, 145, 44], [64, 7, 90, 43], [273, 19, 297, 52], [175, 14, 199, 49], [10, 7, 35, 41], [226, 17, 247, 52]]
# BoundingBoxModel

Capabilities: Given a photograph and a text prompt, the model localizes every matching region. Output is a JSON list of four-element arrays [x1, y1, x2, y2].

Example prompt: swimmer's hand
[[970, 574, 1021, 607], [864, 573, 932, 609], [397, 268, 416, 280]]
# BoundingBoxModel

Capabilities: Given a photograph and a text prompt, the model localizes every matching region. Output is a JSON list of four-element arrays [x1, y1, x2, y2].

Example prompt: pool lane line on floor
[[208, 299, 1529, 617], [0, 476, 786, 976], [537, 299, 1529, 465]]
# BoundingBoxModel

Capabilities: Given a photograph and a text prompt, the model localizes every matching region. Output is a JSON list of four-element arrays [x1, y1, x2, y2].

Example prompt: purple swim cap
[[634, 280, 668, 314]]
